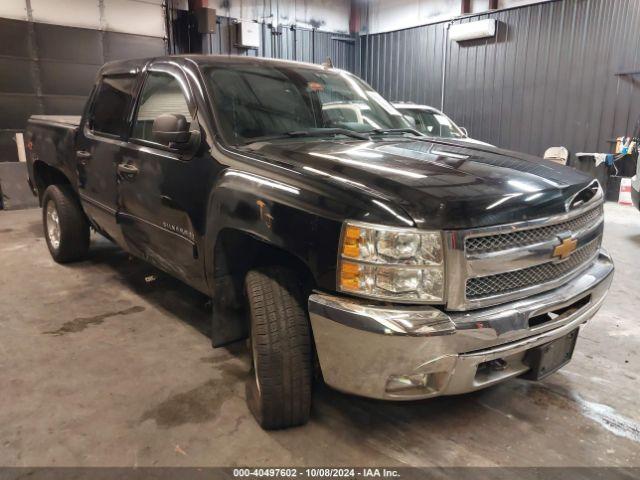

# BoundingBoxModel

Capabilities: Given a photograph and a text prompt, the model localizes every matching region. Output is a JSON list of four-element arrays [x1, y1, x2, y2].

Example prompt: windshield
[[204, 63, 410, 145], [399, 109, 465, 138]]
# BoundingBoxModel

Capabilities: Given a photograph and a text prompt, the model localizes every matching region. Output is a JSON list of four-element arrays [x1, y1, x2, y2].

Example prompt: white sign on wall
[[237, 22, 261, 49]]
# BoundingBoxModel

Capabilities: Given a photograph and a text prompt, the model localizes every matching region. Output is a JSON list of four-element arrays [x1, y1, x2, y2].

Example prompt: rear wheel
[[42, 185, 90, 263], [245, 266, 312, 429]]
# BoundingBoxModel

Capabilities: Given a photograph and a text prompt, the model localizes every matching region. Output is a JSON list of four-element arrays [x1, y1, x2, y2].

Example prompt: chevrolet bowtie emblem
[[553, 237, 577, 260]]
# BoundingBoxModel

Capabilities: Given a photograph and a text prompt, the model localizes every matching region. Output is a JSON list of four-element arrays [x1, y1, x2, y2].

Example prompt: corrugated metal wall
[[359, 0, 640, 157], [203, 17, 355, 71], [193, 17, 356, 73], [359, 22, 448, 109]]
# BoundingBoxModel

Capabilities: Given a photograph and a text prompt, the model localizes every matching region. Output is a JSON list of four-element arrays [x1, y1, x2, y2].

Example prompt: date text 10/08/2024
[[232, 468, 401, 478]]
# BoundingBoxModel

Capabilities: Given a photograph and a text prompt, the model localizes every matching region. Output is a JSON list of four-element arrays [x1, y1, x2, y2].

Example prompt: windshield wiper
[[369, 128, 424, 137], [288, 128, 370, 140], [243, 128, 369, 145]]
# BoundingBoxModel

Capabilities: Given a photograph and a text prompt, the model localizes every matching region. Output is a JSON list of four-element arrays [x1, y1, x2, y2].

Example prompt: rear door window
[[90, 74, 137, 138]]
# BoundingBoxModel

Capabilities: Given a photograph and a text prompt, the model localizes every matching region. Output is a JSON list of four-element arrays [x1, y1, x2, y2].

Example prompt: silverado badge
[[553, 237, 578, 260]]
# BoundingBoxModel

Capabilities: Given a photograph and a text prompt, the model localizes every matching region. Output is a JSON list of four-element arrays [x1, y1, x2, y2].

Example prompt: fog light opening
[[385, 373, 429, 393], [476, 358, 509, 379], [489, 358, 507, 371]]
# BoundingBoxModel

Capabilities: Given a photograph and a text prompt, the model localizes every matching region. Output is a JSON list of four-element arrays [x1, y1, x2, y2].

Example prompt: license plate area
[[522, 329, 579, 380]]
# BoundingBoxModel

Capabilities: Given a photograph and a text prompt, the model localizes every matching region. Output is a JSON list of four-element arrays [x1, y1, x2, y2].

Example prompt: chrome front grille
[[465, 205, 603, 254], [465, 237, 601, 299], [445, 199, 605, 311]]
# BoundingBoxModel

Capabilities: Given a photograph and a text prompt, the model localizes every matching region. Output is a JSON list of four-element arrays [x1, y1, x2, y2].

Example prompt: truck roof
[[28, 115, 81, 129], [101, 54, 332, 76]]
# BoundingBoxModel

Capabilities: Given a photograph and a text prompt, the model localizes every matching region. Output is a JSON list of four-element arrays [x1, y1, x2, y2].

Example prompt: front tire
[[245, 266, 312, 430], [42, 185, 90, 263]]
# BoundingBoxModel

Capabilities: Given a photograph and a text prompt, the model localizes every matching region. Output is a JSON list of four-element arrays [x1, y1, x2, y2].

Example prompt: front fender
[[204, 168, 344, 291], [202, 151, 418, 293], [201, 156, 417, 347]]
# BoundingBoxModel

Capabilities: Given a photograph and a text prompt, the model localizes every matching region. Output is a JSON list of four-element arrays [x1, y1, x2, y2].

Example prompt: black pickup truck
[[26, 55, 614, 430]]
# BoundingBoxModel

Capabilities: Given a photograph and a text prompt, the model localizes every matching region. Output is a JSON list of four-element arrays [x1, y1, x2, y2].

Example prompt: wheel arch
[[201, 165, 372, 347], [208, 226, 317, 348], [32, 161, 73, 204]]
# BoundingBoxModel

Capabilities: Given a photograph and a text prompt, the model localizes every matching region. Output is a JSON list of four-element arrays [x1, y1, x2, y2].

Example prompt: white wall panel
[[0, 0, 27, 21], [2, 0, 165, 38], [2, 0, 347, 36], [217, 0, 351, 34], [30, 0, 101, 29], [357, 0, 555, 34], [103, 0, 165, 37]]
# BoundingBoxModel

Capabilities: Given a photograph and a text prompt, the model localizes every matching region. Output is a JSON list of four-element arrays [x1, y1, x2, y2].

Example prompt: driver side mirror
[[460, 127, 469, 137], [152, 113, 190, 147]]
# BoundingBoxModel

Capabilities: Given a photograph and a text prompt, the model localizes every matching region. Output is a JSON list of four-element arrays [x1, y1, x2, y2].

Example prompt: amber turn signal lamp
[[342, 225, 361, 258], [339, 261, 361, 290]]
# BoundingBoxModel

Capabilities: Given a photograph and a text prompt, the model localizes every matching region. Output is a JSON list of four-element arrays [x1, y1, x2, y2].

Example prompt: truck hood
[[244, 137, 598, 229]]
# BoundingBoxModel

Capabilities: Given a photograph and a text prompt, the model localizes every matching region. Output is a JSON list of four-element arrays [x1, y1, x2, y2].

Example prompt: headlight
[[338, 222, 445, 302]]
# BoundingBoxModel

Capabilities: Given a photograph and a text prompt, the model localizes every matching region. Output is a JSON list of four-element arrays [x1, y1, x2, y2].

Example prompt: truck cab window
[[90, 74, 137, 137], [205, 65, 407, 145], [132, 72, 192, 145]]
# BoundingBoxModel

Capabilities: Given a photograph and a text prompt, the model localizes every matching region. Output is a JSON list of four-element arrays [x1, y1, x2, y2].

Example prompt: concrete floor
[[0, 203, 638, 467]]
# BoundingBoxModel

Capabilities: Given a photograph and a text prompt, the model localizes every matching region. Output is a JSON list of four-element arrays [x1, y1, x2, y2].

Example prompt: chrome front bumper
[[309, 250, 614, 400]]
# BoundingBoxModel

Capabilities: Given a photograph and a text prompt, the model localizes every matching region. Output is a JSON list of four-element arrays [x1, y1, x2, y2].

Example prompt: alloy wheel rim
[[46, 201, 61, 250]]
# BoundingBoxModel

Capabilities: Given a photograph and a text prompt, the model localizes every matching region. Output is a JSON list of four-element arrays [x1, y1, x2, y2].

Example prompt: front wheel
[[42, 185, 90, 263], [245, 266, 312, 430]]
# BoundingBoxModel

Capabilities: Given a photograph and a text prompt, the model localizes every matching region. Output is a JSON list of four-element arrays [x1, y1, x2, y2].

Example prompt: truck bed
[[25, 115, 82, 194], [28, 115, 81, 128]]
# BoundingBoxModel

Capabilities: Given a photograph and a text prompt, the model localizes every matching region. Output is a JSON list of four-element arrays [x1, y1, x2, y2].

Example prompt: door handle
[[117, 163, 139, 180], [76, 150, 91, 165]]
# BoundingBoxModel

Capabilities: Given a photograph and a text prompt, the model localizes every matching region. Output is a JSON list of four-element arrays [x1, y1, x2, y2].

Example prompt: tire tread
[[42, 184, 90, 263], [245, 266, 311, 429]]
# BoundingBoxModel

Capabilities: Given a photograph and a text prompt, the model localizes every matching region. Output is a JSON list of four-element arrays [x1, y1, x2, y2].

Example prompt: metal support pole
[[440, 22, 451, 111]]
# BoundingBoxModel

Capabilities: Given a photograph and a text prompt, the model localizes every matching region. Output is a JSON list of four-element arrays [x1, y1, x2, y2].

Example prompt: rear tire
[[245, 266, 312, 430], [42, 185, 90, 263]]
